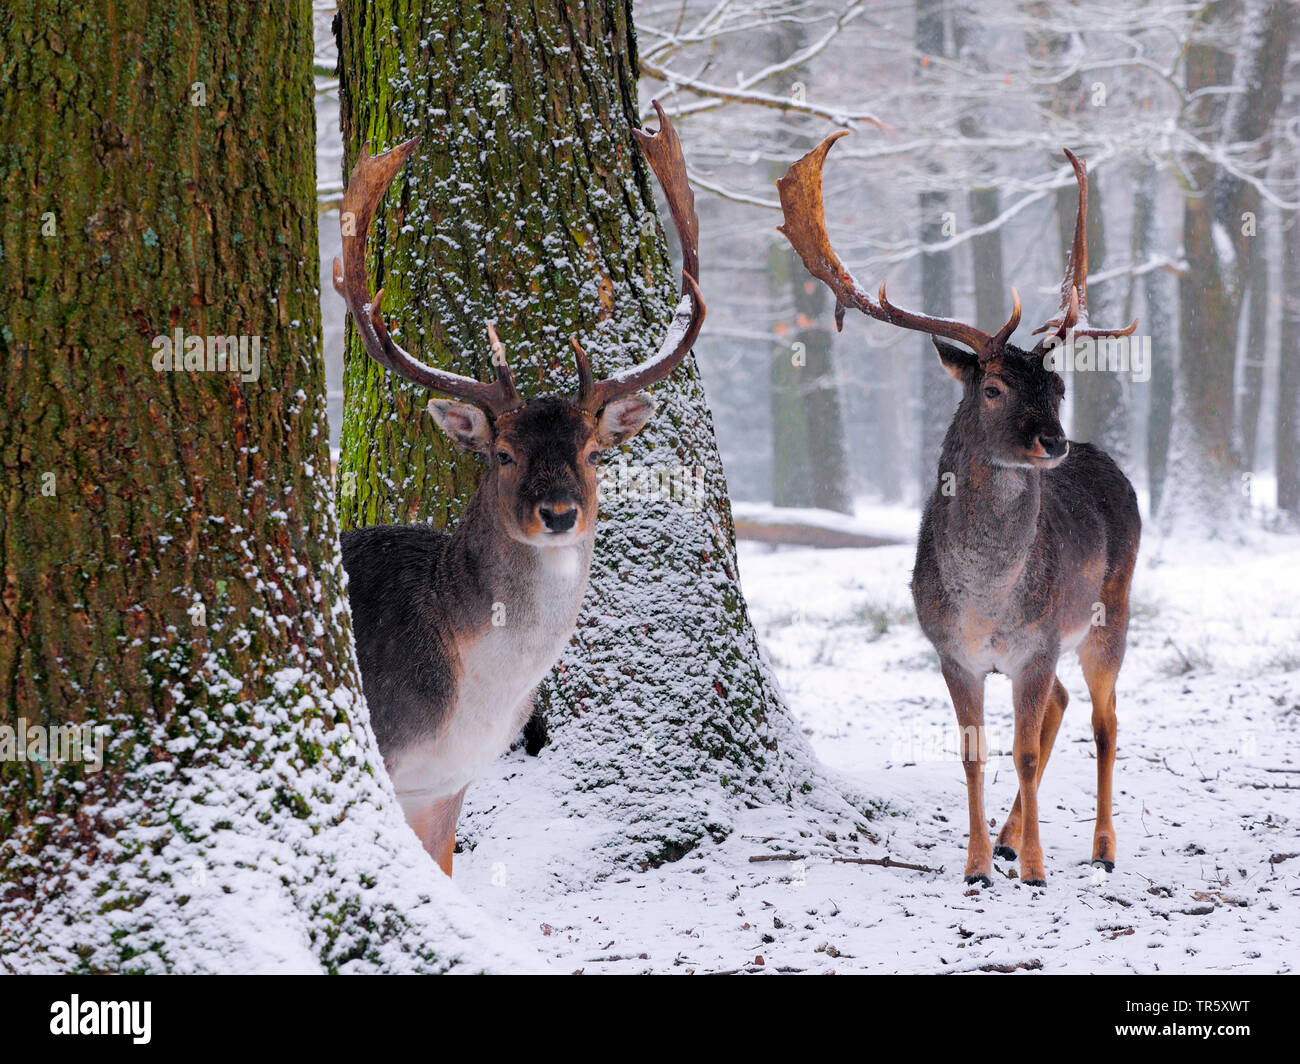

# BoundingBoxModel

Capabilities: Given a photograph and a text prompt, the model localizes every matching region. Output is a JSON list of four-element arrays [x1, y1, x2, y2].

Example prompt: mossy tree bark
[[336, 0, 863, 869], [0, 0, 530, 973]]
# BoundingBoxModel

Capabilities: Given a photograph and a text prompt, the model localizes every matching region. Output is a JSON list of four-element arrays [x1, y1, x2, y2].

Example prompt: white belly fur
[[388, 544, 587, 806]]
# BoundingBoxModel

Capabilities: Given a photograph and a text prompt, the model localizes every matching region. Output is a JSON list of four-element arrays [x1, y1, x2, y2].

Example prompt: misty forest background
[[316, 0, 1300, 532]]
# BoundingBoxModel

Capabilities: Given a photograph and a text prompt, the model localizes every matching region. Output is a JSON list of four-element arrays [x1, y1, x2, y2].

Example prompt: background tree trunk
[[915, 0, 959, 499], [1061, 166, 1130, 463], [1026, 18, 1131, 461], [1238, 202, 1270, 472], [1278, 165, 1300, 517], [1162, 0, 1294, 535], [0, 0, 531, 973], [336, 0, 865, 870], [765, 19, 852, 514], [968, 188, 1006, 336], [769, 238, 815, 509], [1136, 162, 1177, 515]]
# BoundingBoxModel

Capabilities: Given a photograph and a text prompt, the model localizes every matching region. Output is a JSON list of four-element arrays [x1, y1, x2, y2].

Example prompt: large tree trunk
[[0, 0, 531, 973], [336, 0, 863, 871]]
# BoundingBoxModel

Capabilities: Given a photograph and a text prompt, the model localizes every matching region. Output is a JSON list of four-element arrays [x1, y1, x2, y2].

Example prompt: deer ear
[[595, 393, 656, 448], [427, 399, 493, 454], [933, 338, 980, 383]]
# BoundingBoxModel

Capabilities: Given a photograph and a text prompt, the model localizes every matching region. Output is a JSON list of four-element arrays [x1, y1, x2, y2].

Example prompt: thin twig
[[747, 852, 942, 874], [831, 855, 944, 874]]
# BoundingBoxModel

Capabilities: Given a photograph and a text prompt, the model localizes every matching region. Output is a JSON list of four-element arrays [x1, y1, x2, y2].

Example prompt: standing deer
[[333, 102, 704, 876], [778, 134, 1141, 886]]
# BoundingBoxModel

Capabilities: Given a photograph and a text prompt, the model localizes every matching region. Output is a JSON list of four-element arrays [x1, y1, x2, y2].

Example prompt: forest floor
[[458, 514, 1300, 974]]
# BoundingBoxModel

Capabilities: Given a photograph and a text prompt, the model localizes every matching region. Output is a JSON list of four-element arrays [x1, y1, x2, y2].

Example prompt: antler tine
[[576, 101, 706, 413], [1032, 149, 1138, 346], [333, 139, 523, 416], [777, 132, 1013, 359], [989, 286, 1023, 351], [485, 321, 522, 410]]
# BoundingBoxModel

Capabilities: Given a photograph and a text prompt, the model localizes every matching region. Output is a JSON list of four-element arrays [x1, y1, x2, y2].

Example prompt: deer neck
[[931, 437, 1042, 594]]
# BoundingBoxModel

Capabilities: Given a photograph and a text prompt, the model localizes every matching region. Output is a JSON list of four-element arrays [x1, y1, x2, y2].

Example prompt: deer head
[[776, 135, 1136, 470], [333, 101, 704, 547]]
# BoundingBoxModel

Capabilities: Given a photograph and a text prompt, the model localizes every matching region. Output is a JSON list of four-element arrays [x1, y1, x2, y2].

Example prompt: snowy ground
[[457, 514, 1300, 974]]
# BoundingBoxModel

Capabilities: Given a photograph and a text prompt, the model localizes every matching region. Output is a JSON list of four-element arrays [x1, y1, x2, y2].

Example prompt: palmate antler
[[333, 100, 705, 418], [332, 138, 523, 415], [776, 136, 1139, 361], [1030, 149, 1138, 352], [570, 100, 705, 413], [776, 131, 1020, 361]]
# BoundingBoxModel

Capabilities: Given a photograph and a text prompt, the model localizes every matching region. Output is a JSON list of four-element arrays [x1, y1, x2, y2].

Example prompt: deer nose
[[1038, 434, 1068, 459], [539, 503, 578, 533]]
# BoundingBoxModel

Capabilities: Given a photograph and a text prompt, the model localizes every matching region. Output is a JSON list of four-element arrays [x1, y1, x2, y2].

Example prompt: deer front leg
[[939, 658, 991, 885], [995, 676, 1068, 861], [403, 786, 468, 877], [1010, 663, 1056, 886]]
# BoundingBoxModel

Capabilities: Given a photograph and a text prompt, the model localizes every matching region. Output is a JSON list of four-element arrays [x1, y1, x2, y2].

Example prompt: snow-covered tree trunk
[[0, 0, 535, 973], [335, 0, 868, 872]]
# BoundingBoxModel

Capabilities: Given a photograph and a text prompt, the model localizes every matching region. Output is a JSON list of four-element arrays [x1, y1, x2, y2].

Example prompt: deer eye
[[496, 451, 514, 467], [983, 385, 1002, 399]]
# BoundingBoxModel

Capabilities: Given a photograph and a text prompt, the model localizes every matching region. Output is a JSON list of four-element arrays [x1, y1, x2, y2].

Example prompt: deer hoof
[[964, 873, 992, 887], [1091, 859, 1114, 873], [993, 844, 1018, 861]]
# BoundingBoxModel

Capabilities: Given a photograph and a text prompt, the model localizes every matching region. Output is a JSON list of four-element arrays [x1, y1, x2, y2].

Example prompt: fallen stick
[[831, 855, 944, 875], [747, 853, 943, 874]]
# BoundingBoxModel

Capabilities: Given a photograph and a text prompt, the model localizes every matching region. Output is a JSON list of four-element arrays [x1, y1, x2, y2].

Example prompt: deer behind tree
[[334, 105, 704, 875]]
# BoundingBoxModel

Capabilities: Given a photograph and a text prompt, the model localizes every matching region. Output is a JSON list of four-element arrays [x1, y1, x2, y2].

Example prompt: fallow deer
[[333, 102, 704, 876], [778, 134, 1141, 886]]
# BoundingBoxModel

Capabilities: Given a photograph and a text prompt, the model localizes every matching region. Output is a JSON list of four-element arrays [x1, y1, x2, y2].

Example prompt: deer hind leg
[[995, 676, 1068, 862], [403, 786, 469, 877], [939, 659, 992, 886], [1010, 664, 1057, 886]]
